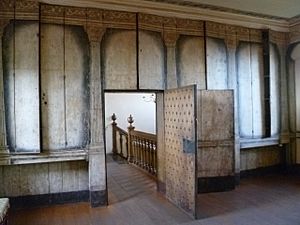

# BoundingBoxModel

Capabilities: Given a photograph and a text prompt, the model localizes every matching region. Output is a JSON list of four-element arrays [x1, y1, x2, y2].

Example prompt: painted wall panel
[[0, 161, 88, 197], [238, 43, 264, 138], [103, 29, 137, 89], [240, 146, 283, 171], [41, 24, 65, 150], [65, 26, 89, 148], [3, 165, 20, 197], [251, 44, 264, 138], [3, 21, 40, 152], [295, 61, 300, 132], [41, 24, 89, 150], [62, 161, 79, 192], [14, 22, 40, 152], [19, 164, 36, 195], [270, 44, 280, 136], [49, 162, 63, 193], [139, 30, 165, 89], [207, 38, 228, 89], [238, 43, 253, 138], [177, 36, 205, 89]]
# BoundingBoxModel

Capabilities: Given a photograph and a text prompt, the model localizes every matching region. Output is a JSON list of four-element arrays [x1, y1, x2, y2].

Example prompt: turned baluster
[[127, 114, 135, 163], [111, 113, 117, 155]]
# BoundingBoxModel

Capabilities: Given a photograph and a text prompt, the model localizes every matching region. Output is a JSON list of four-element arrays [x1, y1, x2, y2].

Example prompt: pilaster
[[85, 24, 107, 207], [0, 20, 9, 154], [225, 28, 240, 180], [163, 31, 179, 89]]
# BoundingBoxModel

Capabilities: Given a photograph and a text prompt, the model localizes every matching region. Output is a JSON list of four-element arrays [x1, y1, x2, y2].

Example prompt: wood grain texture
[[197, 90, 234, 179], [207, 37, 228, 90], [9, 163, 300, 225], [103, 29, 137, 90], [177, 36, 205, 89], [49, 162, 63, 193], [164, 86, 197, 218], [139, 30, 165, 90], [0, 161, 88, 197], [240, 146, 283, 171]]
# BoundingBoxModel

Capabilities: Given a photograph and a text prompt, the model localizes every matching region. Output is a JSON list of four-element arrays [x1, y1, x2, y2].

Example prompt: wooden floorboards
[[9, 157, 300, 225]]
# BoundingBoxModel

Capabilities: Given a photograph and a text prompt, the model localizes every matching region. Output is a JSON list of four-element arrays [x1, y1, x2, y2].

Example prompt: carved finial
[[111, 113, 117, 125], [127, 114, 134, 129]]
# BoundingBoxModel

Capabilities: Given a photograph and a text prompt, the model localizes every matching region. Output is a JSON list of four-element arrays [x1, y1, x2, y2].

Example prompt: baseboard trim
[[9, 190, 89, 209], [198, 176, 235, 193], [157, 180, 166, 194], [90, 190, 107, 207], [240, 164, 284, 178], [235, 173, 240, 185], [286, 164, 300, 175]]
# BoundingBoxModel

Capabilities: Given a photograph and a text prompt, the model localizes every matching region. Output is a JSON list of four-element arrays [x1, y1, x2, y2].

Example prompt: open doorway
[[104, 92, 158, 204]]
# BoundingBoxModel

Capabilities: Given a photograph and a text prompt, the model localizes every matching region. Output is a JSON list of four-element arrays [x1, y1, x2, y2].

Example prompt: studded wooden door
[[164, 85, 198, 219]]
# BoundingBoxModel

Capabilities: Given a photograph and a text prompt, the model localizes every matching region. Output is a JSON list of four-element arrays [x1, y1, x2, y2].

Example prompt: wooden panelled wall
[[0, 0, 299, 202]]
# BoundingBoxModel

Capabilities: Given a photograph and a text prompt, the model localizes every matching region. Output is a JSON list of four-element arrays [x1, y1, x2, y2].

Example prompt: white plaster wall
[[104, 93, 156, 154]]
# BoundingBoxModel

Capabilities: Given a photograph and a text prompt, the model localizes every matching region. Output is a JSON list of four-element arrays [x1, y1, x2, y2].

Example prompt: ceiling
[[151, 0, 300, 19]]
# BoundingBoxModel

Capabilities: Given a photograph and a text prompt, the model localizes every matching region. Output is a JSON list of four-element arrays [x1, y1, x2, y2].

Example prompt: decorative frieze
[[86, 8, 103, 23], [139, 13, 203, 36], [176, 18, 203, 36], [236, 26, 262, 43], [289, 24, 300, 44], [40, 4, 65, 24], [0, 0, 14, 14], [139, 13, 164, 32], [102, 10, 136, 29], [270, 30, 288, 47], [15, 0, 39, 20], [206, 21, 226, 39]]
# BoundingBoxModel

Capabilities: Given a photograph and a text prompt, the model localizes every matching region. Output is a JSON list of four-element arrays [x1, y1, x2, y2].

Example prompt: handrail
[[111, 113, 157, 176]]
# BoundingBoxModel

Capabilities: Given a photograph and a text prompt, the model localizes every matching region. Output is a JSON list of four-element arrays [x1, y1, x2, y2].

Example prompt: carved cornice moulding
[[206, 21, 262, 46], [289, 23, 300, 45], [38, 0, 290, 32], [270, 30, 288, 47], [2, 0, 299, 44]]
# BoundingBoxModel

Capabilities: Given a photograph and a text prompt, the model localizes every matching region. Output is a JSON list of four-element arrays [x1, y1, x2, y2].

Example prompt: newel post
[[127, 114, 135, 163], [111, 113, 117, 155]]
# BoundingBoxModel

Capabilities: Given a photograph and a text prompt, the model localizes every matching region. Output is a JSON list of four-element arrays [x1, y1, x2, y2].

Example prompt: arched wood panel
[[139, 30, 165, 90], [177, 36, 205, 89], [102, 29, 137, 90], [207, 37, 228, 89], [3, 21, 40, 152], [237, 42, 264, 138], [41, 24, 89, 150]]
